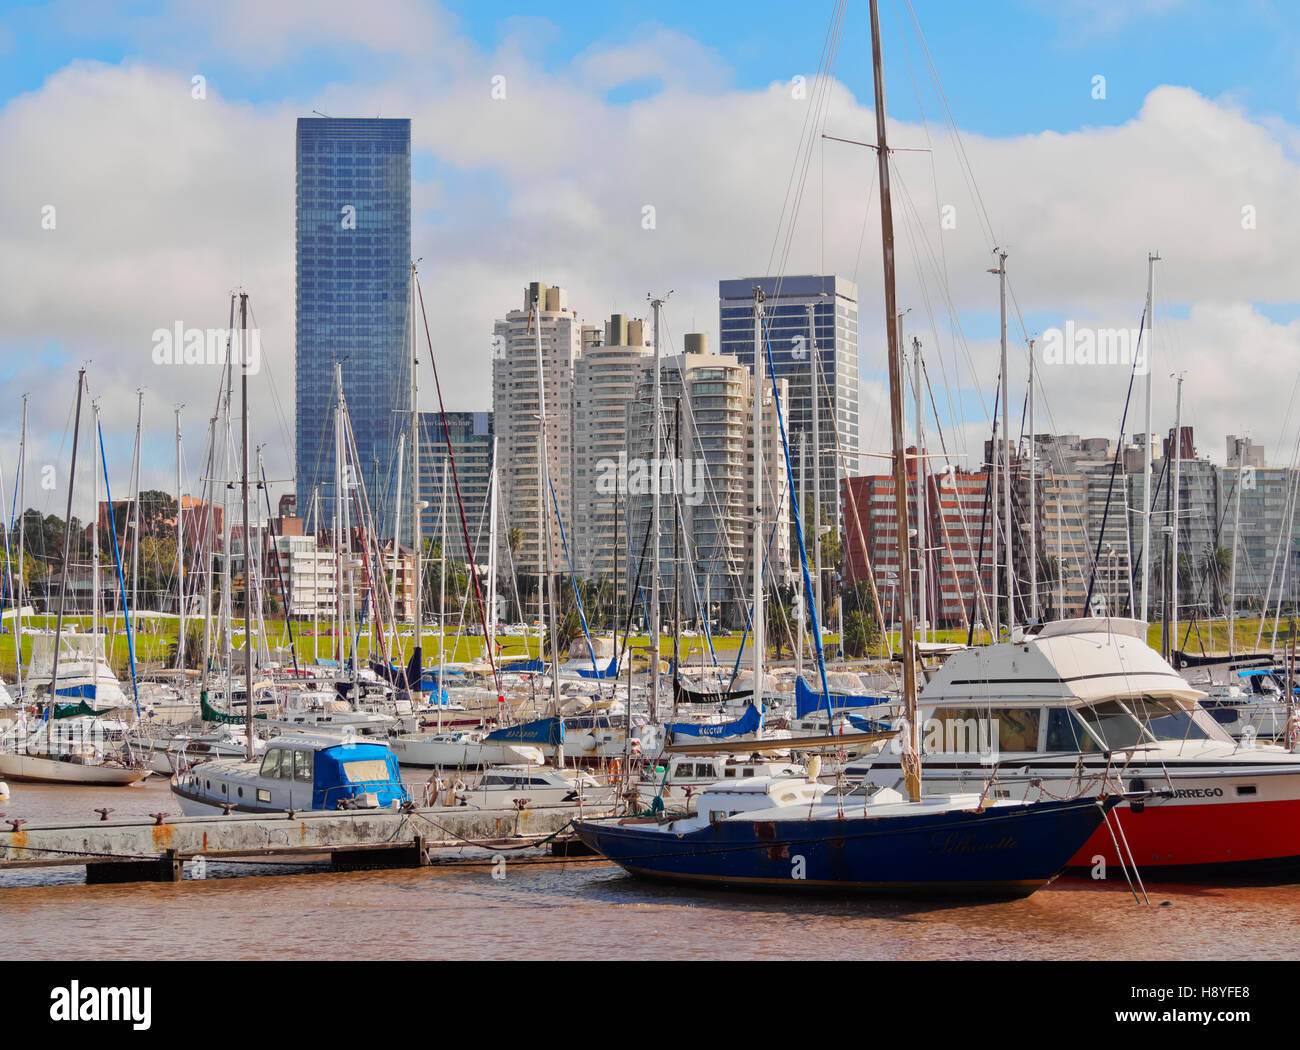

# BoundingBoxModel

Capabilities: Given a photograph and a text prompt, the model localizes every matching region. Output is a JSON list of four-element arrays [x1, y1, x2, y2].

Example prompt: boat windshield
[[1127, 696, 1234, 744], [1075, 700, 1155, 750]]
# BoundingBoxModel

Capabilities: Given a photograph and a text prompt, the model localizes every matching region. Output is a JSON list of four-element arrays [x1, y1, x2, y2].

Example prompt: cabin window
[[1044, 708, 1100, 752], [257, 789, 271, 803], [994, 709, 1041, 752], [1130, 697, 1227, 743], [742, 768, 754, 777], [294, 750, 314, 782], [259, 750, 284, 779], [341, 759, 391, 783], [696, 764, 713, 777], [724, 768, 736, 777], [1076, 701, 1154, 751]]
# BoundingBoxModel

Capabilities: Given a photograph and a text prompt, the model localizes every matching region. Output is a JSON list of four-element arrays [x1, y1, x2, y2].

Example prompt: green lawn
[[1, 611, 1289, 680]]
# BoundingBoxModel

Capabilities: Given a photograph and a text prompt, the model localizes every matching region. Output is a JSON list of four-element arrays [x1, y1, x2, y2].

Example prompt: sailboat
[[0, 371, 148, 785], [574, 0, 1121, 896]]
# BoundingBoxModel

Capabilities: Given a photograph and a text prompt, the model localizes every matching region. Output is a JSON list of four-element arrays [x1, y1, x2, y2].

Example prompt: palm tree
[[507, 527, 523, 620]]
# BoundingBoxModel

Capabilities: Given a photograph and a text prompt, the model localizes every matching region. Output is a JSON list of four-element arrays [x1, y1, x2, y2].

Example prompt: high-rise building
[[492, 282, 582, 576], [719, 275, 859, 531], [572, 315, 652, 580], [417, 411, 494, 564], [625, 346, 791, 629], [295, 117, 411, 531]]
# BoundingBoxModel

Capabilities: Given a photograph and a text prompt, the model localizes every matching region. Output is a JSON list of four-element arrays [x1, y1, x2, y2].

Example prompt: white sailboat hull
[[0, 751, 149, 785]]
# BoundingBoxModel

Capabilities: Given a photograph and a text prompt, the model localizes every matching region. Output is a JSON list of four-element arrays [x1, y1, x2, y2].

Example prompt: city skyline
[[2, 1, 1300, 533]]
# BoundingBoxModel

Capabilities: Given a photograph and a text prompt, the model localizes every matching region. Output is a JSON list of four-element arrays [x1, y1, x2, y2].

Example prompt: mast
[[175, 404, 185, 669], [1140, 252, 1160, 623], [409, 262, 423, 700], [129, 389, 142, 643], [487, 434, 498, 655], [533, 288, 563, 752], [334, 362, 345, 674], [388, 432, 405, 654], [91, 400, 101, 659], [751, 287, 765, 721], [912, 333, 926, 643], [1028, 338, 1037, 621], [1171, 373, 1185, 651], [1229, 436, 1244, 656], [48, 369, 85, 718], [809, 301, 823, 633], [237, 293, 254, 758], [797, 430, 806, 678], [870, 0, 919, 799], [649, 294, 664, 725], [14, 395, 25, 700], [672, 395, 682, 696], [994, 249, 1012, 632], [311, 487, 320, 668]]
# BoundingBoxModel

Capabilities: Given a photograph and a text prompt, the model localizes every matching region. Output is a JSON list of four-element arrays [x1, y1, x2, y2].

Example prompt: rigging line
[[901, 0, 998, 248], [765, 0, 847, 277], [918, 355, 990, 631], [415, 276, 501, 699], [1082, 306, 1148, 614], [768, 0, 847, 294], [244, 301, 297, 480], [763, 313, 834, 718]]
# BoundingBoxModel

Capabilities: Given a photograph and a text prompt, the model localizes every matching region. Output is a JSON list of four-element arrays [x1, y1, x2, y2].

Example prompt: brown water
[[2, 778, 1297, 960]]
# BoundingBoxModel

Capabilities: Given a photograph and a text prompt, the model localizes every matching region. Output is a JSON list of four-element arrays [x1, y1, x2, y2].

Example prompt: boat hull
[[577, 796, 1114, 898], [0, 752, 149, 785], [1069, 794, 1300, 879]]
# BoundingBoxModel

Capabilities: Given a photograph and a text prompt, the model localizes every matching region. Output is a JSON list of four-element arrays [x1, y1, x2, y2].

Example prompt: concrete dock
[[0, 801, 606, 883]]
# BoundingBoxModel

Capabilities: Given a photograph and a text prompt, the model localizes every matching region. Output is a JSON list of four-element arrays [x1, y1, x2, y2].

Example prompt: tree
[[843, 609, 880, 658]]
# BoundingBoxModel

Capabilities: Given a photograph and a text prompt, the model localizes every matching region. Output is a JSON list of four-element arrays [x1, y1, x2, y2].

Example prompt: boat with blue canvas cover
[[170, 734, 409, 815], [577, 778, 1121, 898]]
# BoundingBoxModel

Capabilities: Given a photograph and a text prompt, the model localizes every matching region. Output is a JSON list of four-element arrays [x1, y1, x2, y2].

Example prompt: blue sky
[[2, 0, 1299, 504], [4, 1, 1299, 136]]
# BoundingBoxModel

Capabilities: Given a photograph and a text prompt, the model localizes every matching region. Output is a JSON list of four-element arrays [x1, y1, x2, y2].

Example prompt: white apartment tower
[[572, 314, 653, 580], [492, 282, 582, 576]]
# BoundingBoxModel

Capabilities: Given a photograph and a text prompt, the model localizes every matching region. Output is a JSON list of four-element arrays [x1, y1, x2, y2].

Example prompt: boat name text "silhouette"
[[927, 833, 1018, 857], [49, 981, 151, 1030]]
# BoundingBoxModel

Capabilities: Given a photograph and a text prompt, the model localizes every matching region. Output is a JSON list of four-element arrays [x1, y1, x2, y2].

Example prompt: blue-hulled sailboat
[[575, 0, 1125, 898]]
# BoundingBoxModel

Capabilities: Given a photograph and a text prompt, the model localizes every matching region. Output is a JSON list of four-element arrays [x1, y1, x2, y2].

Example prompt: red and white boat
[[853, 618, 1300, 880]]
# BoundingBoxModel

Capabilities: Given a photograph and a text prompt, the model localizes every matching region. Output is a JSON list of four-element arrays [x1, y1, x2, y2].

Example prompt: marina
[[2, 2, 1300, 1019]]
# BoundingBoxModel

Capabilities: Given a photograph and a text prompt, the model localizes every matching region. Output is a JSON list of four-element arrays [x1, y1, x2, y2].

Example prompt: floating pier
[[0, 802, 607, 884]]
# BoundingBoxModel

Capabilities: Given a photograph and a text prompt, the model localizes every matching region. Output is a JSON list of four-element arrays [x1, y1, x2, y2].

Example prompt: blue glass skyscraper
[[295, 117, 410, 535], [719, 275, 859, 530]]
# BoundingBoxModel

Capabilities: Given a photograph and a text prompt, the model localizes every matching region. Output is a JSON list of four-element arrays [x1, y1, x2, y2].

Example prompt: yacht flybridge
[[853, 618, 1300, 878]]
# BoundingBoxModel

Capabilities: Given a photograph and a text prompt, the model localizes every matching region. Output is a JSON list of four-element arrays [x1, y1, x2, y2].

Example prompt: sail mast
[[410, 262, 423, 700], [1140, 253, 1160, 622], [239, 292, 254, 759], [751, 287, 765, 721], [49, 369, 85, 719], [533, 288, 563, 756], [870, 0, 919, 799], [15, 395, 26, 701], [175, 404, 185, 670]]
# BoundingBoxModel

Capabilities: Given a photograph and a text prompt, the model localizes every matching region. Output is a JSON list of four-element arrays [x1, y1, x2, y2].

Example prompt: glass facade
[[418, 410, 495, 562], [295, 117, 410, 534], [718, 275, 859, 531]]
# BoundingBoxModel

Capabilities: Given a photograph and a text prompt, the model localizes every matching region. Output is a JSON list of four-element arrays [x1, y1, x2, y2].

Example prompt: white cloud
[[2, 2, 1299, 529]]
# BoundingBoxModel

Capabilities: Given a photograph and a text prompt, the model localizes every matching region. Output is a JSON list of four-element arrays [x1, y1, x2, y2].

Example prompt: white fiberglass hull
[[387, 734, 543, 768], [0, 751, 149, 785]]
